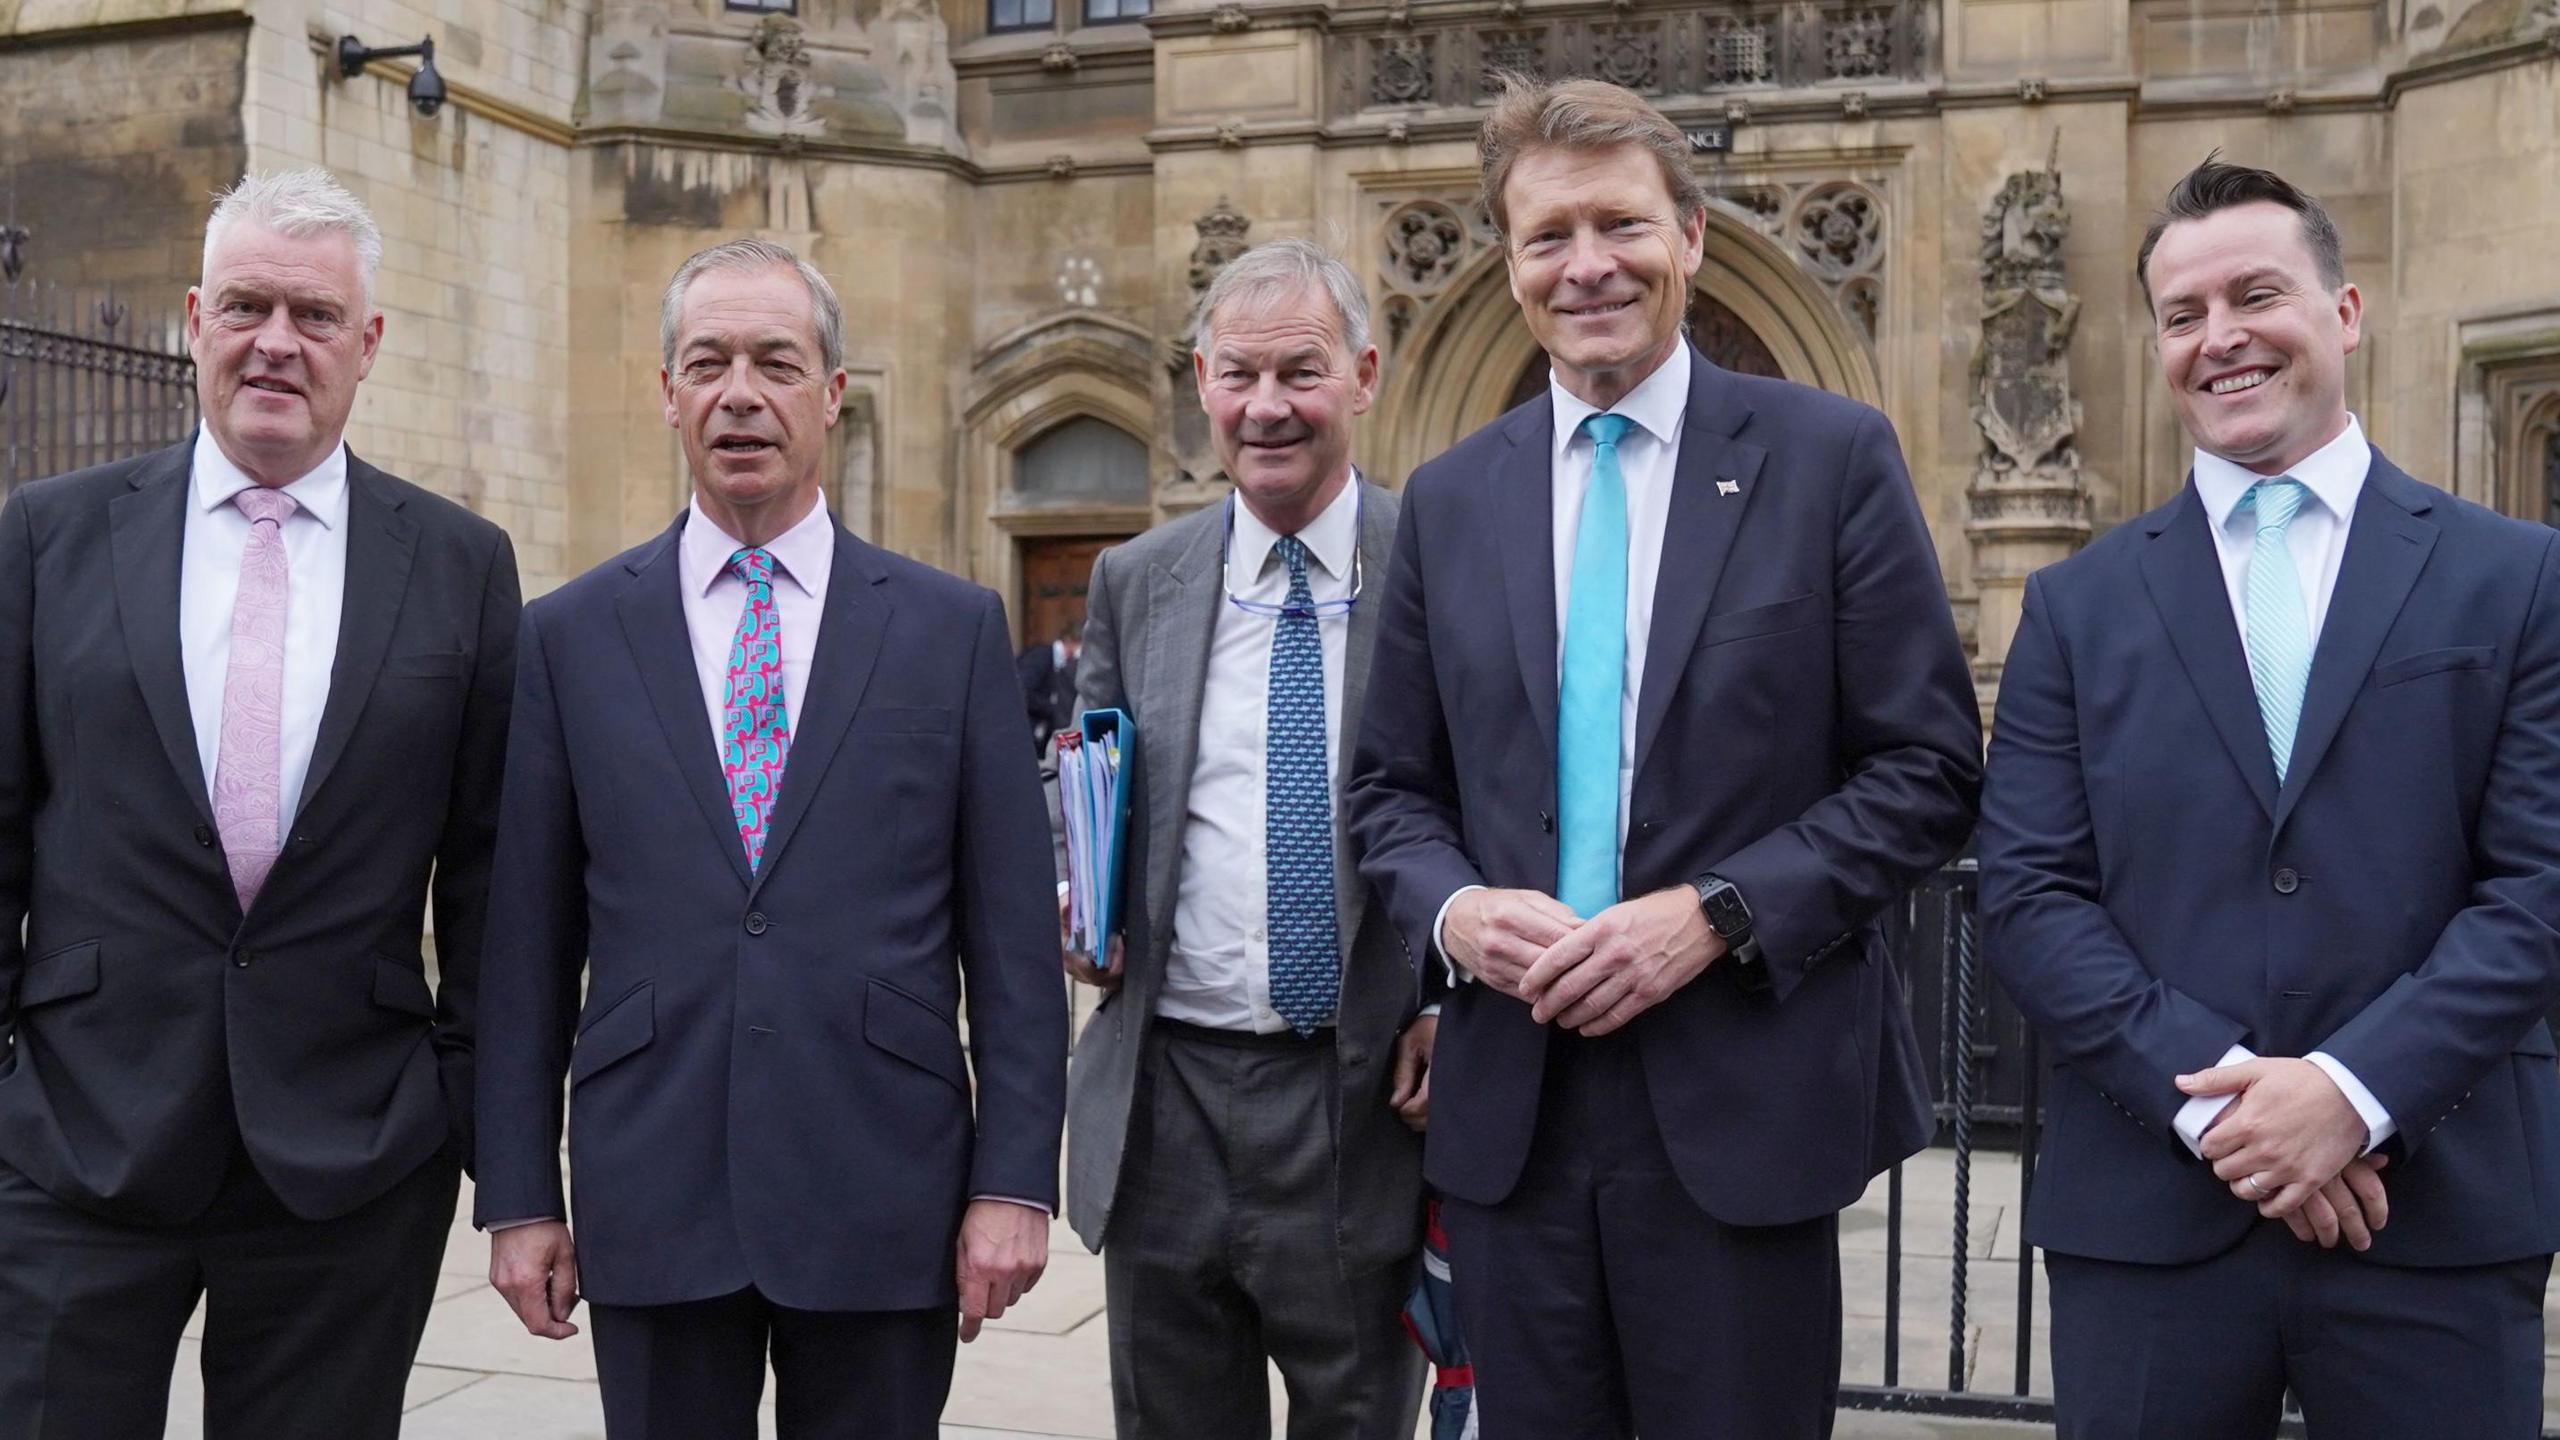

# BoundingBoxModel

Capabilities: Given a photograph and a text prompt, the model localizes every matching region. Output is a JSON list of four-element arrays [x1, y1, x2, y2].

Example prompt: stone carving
[[1171, 198, 1254, 489], [1384, 200, 1470, 293], [1043, 41, 1079, 72], [1591, 25, 1657, 91], [1057, 255, 1103, 308], [1496, 0, 1521, 18], [1047, 154, 1078, 178], [2017, 75, 2047, 103], [736, 15, 830, 142], [1841, 275, 1881, 340], [1793, 182, 1882, 276], [1703, 17, 1773, 85], [1374, 35, 1434, 105], [1723, 96, 1752, 125], [2265, 88, 2297, 112], [1382, 293, 1419, 355], [1217, 118, 1247, 147], [1481, 30, 1542, 93], [587, 1, 669, 127], [878, 0, 961, 151], [1211, 3, 1251, 31], [1825, 8, 1894, 80], [1384, 115, 1412, 143], [1839, 89, 1868, 118], [1186, 197, 1252, 299], [1966, 141, 2094, 682]]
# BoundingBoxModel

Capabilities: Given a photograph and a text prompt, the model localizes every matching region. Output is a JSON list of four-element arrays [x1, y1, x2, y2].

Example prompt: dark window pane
[[1015, 417, 1150, 507], [727, 0, 795, 11], [1086, 0, 1143, 22]]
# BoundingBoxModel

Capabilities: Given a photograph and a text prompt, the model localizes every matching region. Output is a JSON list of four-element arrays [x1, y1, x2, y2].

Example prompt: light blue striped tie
[[1558, 413, 1633, 919], [2241, 478, 2312, 785]]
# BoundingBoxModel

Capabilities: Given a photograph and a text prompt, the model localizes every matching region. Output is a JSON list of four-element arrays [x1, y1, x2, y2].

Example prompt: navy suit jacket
[[1980, 452, 2560, 1268], [1347, 351, 1982, 1225], [473, 511, 1067, 1311]]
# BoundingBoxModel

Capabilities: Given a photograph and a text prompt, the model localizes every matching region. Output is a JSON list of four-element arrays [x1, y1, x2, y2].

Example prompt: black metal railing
[[0, 241, 197, 496]]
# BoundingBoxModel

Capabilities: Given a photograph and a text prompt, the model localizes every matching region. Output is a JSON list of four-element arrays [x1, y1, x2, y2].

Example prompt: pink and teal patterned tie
[[721, 547, 791, 871], [211, 486, 297, 912]]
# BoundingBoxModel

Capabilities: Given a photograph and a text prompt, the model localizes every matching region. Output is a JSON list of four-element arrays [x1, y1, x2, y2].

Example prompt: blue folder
[[1057, 708, 1135, 956]]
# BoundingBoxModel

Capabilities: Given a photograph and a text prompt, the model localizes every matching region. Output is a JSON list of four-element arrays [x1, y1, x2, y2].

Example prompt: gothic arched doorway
[[1503, 290, 1785, 410]]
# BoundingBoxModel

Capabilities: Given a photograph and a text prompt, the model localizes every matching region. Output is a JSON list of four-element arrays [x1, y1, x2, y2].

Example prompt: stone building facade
[[3, 0, 2556, 691]]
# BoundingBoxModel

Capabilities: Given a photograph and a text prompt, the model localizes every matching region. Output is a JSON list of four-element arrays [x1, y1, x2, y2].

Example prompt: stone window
[[726, 0, 796, 14], [990, 0, 1055, 32], [1013, 416, 1150, 507], [1084, 0, 1149, 21]]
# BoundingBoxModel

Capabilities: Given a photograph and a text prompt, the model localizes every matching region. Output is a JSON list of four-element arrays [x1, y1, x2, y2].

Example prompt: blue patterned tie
[[721, 547, 791, 871], [2241, 478, 2312, 785], [1265, 535, 1340, 1036], [1558, 413, 1633, 919]]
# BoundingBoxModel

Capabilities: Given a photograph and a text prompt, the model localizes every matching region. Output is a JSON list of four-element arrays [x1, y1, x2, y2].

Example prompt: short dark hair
[[2136, 154, 2346, 310]]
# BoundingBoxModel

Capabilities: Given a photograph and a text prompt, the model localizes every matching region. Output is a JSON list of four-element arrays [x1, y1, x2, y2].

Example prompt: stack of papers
[[1059, 708, 1135, 955]]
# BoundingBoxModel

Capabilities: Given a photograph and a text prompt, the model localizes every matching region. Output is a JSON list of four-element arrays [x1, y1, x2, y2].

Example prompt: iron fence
[[0, 229, 198, 496]]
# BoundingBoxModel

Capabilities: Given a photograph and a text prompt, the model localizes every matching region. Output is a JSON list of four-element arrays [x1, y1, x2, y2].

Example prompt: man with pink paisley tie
[[0, 170, 522, 1438], [474, 239, 1066, 1440]]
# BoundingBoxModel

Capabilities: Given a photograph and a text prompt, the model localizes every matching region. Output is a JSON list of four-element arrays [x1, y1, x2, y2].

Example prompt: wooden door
[[1018, 535, 1117, 648]]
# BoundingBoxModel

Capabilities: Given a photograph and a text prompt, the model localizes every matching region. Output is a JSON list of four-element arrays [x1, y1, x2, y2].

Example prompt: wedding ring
[[2244, 1174, 2270, 1199]]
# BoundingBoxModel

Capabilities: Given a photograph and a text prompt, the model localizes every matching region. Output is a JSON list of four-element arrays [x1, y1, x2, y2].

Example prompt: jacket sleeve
[[429, 527, 522, 1177], [1705, 408, 1984, 1003], [1980, 571, 2250, 1138], [0, 491, 36, 1044]]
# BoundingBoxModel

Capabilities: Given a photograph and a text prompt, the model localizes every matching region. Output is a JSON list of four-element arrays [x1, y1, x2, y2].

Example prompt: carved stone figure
[[587, 1, 669, 127], [877, 0, 962, 152], [736, 15, 830, 142], [1966, 138, 2093, 691], [1168, 198, 1253, 489]]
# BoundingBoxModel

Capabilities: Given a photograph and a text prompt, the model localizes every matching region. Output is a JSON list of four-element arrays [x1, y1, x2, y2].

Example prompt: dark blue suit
[[1981, 452, 2560, 1437], [474, 512, 1066, 1435], [1348, 351, 1981, 1437]]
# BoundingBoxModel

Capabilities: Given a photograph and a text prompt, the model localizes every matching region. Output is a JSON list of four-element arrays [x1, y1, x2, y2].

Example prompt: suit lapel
[[1631, 356, 1762, 784], [750, 528, 891, 898], [1495, 404, 1561, 765], [617, 514, 756, 890], [1138, 510, 1225, 966], [1335, 480, 1394, 944], [107, 444, 213, 830], [2139, 484, 2280, 818], [295, 456, 416, 815], [2272, 457, 2437, 830]]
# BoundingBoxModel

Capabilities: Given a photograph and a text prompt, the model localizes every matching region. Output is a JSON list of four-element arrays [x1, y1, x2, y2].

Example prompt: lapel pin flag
[[1717, 479, 1741, 497]]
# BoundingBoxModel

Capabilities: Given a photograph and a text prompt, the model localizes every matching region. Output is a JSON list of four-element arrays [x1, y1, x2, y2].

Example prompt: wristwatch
[[1692, 874, 1763, 967]]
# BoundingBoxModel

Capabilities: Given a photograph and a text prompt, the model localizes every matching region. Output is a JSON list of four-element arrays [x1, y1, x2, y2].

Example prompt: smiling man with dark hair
[[1982, 157, 2560, 1438]]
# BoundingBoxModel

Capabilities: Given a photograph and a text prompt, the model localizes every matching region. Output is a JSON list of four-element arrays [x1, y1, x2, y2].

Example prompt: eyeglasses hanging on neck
[[1220, 490, 1363, 620]]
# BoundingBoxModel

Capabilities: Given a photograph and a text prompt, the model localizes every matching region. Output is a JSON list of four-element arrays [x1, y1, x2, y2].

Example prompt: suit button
[[1538, 811, 1554, 833], [231, 949, 252, 969], [745, 912, 769, 936], [195, 825, 214, 847], [2272, 867, 2300, 895]]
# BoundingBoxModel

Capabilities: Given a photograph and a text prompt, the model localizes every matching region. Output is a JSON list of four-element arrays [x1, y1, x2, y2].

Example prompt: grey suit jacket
[[1065, 479, 1425, 1271]]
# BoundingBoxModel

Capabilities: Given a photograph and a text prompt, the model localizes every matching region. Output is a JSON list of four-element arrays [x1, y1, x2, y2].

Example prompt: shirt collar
[[190, 425, 349, 529], [2194, 414, 2370, 535], [1549, 341, 1691, 461], [1230, 469, 1362, 583], [683, 491, 835, 600]]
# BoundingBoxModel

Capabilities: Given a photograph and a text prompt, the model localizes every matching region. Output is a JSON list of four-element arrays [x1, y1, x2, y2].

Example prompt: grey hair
[[660, 238, 846, 373], [1192, 238, 1373, 360], [203, 170, 384, 310]]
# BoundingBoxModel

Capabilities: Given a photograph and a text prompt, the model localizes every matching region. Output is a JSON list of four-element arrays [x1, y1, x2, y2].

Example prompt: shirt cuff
[[1431, 885, 1486, 988], [2306, 1051, 2397, 1153], [484, 1216, 561, 1231], [974, 1194, 1052, 1213], [2172, 1043, 2257, 1158], [1417, 1002, 1441, 1019]]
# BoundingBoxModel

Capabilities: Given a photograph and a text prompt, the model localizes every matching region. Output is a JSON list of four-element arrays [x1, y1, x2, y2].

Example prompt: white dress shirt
[[180, 426, 348, 830], [1432, 344, 1694, 961], [2172, 414, 2396, 1157], [678, 493, 835, 747], [1161, 476, 1360, 1033]]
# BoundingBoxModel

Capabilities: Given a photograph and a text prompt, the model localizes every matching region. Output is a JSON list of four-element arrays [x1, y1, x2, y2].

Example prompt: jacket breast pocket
[[382, 651, 468, 680], [2372, 645, 2496, 688], [570, 982, 655, 1086], [851, 706, 953, 737], [1699, 592, 1822, 648]]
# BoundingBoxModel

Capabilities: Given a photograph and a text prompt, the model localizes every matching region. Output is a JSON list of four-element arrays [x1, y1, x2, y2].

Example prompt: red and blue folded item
[[1401, 1199, 1476, 1440]]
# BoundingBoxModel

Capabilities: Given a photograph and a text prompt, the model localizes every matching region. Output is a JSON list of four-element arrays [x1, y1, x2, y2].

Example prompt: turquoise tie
[[2241, 478, 2312, 785], [1558, 413, 1634, 919]]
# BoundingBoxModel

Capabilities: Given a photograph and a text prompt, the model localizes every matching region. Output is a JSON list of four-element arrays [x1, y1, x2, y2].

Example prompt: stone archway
[[1366, 202, 1882, 484]]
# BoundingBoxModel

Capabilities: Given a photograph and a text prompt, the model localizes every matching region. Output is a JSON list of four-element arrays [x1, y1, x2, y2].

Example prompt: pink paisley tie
[[211, 486, 297, 911]]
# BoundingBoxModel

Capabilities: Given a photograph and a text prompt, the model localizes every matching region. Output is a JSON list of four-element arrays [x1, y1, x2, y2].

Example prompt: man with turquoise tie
[[1981, 160, 2560, 1438], [1346, 77, 1982, 1436], [474, 239, 1066, 1438]]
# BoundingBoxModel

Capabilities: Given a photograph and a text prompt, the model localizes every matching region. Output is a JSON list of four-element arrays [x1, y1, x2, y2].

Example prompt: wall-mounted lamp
[[337, 34, 447, 118]]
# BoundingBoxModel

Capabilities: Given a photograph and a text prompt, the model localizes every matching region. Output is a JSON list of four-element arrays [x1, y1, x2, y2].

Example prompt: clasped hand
[[2180, 1056, 2389, 1250], [1443, 887, 1723, 1035]]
